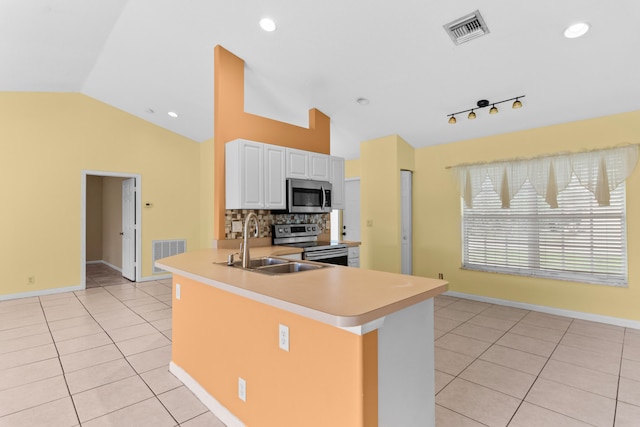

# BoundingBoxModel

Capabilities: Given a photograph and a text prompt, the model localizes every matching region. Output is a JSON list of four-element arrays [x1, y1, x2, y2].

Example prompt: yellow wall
[[413, 110, 640, 320], [345, 159, 360, 178], [0, 92, 201, 297], [360, 135, 414, 273]]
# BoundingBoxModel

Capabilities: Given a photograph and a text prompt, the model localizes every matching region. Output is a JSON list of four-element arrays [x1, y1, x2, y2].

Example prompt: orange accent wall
[[213, 45, 331, 239], [172, 275, 375, 426]]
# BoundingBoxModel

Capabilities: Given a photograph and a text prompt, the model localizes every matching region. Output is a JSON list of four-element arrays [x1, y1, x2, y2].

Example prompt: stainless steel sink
[[240, 257, 290, 268], [254, 261, 328, 275], [217, 256, 329, 274]]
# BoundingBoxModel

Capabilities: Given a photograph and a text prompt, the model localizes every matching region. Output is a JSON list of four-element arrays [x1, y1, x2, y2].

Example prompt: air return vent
[[444, 10, 490, 45], [152, 239, 186, 274]]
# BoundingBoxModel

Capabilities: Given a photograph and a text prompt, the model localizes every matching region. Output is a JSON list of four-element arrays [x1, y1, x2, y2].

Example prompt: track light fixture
[[447, 95, 525, 124], [512, 98, 523, 109]]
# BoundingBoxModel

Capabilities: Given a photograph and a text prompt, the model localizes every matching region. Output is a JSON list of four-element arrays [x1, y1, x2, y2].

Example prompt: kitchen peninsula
[[157, 246, 447, 427]]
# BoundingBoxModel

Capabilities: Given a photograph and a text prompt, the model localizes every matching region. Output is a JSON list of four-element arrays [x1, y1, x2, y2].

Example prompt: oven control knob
[[278, 228, 283, 233], [307, 226, 312, 231]]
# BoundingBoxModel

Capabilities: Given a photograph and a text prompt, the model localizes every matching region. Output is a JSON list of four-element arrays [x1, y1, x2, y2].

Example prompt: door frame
[[81, 170, 142, 288]]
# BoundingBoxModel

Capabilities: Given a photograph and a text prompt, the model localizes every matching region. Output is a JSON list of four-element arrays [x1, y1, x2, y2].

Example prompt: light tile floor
[[2, 264, 640, 426], [434, 295, 640, 427], [0, 263, 225, 427]]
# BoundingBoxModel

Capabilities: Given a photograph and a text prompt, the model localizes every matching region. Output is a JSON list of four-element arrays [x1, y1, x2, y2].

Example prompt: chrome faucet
[[241, 212, 259, 269]]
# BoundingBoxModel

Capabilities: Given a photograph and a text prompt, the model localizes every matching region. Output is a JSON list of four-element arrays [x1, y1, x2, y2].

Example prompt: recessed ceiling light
[[260, 18, 277, 32], [356, 97, 370, 106], [168, 111, 178, 118], [564, 22, 590, 39]]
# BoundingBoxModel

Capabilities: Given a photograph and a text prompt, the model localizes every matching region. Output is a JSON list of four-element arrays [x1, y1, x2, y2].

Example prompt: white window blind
[[462, 174, 627, 286]]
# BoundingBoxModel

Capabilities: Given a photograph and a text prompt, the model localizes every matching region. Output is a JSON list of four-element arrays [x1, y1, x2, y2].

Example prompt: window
[[462, 174, 627, 286]]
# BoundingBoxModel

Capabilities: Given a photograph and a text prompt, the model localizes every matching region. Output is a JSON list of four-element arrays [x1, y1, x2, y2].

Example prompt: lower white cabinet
[[348, 246, 360, 268]]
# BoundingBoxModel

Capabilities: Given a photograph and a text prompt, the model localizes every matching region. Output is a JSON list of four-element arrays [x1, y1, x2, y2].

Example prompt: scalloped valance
[[453, 145, 639, 208]]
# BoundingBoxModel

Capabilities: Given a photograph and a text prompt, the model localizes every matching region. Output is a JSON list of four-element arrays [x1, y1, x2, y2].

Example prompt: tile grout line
[[435, 302, 528, 425], [38, 293, 83, 426], [503, 316, 577, 426], [72, 280, 181, 426]]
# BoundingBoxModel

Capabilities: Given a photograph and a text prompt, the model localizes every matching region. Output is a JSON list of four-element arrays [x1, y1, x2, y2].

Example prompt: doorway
[[82, 171, 141, 289], [342, 178, 361, 241]]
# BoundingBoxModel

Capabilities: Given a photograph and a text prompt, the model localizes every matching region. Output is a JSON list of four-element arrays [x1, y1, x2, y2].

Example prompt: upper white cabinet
[[286, 148, 309, 179], [309, 153, 330, 181], [330, 156, 345, 209], [286, 148, 330, 181], [227, 139, 344, 210], [226, 139, 286, 210], [226, 139, 264, 209], [264, 144, 286, 209]]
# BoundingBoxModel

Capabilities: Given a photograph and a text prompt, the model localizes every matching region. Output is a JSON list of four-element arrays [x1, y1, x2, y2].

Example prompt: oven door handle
[[304, 248, 348, 261]]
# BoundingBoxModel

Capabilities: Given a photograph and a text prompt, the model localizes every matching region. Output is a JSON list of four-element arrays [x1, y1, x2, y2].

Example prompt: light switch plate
[[232, 220, 242, 233], [176, 284, 181, 300]]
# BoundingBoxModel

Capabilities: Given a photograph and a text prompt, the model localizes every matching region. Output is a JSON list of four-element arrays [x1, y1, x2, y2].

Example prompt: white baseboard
[[85, 260, 122, 272], [101, 260, 122, 273], [0, 284, 84, 302], [444, 290, 640, 330], [169, 361, 245, 427], [137, 274, 172, 282]]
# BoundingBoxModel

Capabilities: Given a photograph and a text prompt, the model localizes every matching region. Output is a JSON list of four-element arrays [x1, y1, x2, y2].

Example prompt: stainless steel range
[[272, 224, 348, 265]]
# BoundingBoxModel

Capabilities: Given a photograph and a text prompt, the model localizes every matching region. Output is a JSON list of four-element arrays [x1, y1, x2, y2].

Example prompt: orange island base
[[156, 246, 447, 427]]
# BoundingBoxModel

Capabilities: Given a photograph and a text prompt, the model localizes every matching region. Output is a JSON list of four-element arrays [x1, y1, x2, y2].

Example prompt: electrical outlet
[[279, 324, 289, 352], [238, 377, 247, 402], [438, 273, 444, 280], [27, 276, 35, 285], [232, 220, 242, 233], [176, 283, 181, 300]]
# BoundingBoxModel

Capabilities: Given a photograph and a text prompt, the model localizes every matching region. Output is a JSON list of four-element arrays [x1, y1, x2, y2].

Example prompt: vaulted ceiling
[[3, 0, 640, 159]]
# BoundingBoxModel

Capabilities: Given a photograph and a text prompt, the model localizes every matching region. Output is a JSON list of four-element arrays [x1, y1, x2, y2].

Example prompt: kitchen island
[[156, 247, 447, 427]]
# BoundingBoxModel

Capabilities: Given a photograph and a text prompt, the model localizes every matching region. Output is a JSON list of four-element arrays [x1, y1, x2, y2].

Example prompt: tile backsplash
[[225, 210, 330, 240]]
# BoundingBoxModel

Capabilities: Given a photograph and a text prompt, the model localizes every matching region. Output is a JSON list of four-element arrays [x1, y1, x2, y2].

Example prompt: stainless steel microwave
[[286, 179, 332, 213]]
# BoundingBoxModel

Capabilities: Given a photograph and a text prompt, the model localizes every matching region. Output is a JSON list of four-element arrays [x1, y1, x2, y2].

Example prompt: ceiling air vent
[[444, 10, 490, 45]]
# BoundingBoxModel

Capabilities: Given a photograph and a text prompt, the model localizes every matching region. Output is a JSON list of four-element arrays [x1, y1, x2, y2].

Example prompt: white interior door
[[342, 179, 361, 241], [122, 178, 136, 281], [401, 171, 412, 275]]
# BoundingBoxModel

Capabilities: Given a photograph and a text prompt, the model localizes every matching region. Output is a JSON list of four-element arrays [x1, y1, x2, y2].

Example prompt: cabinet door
[[286, 148, 309, 179], [225, 139, 264, 209], [240, 141, 264, 208], [309, 153, 330, 181], [264, 144, 286, 209], [329, 156, 345, 209]]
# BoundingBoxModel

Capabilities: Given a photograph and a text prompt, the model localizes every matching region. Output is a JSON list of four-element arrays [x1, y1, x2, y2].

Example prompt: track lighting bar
[[447, 95, 525, 124]]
